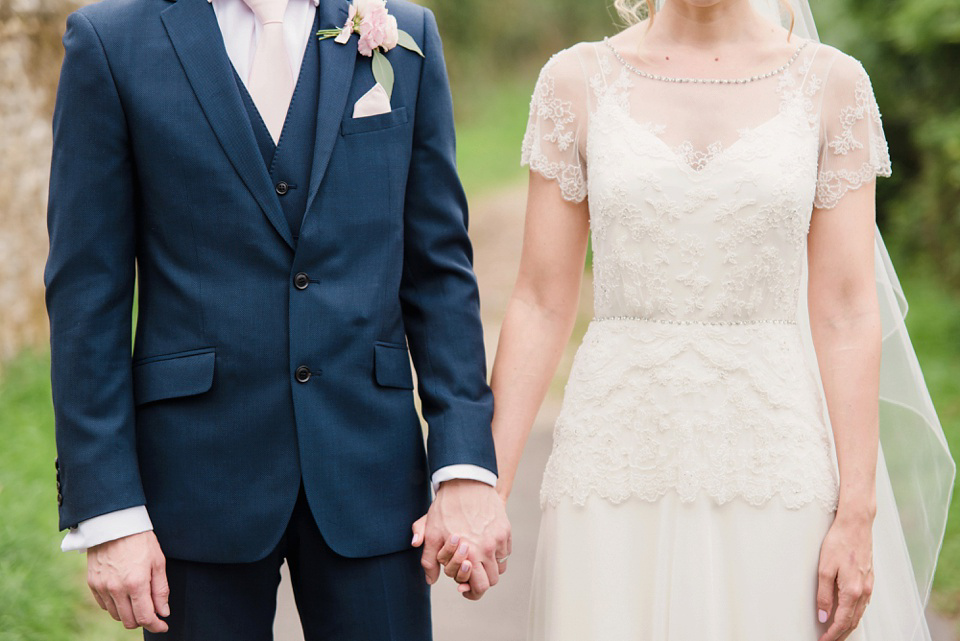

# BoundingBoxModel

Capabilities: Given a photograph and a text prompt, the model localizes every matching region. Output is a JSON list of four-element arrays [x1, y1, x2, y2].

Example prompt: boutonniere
[[317, 0, 424, 100]]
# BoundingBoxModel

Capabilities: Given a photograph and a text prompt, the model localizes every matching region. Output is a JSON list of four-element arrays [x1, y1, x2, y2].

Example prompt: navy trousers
[[144, 485, 432, 640]]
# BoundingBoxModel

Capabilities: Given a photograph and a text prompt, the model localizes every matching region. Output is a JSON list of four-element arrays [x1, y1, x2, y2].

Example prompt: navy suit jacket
[[45, 0, 497, 562]]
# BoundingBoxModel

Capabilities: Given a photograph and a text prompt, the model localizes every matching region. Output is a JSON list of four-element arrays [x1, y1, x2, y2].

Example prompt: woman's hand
[[411, 492, 511, 598], [409, 480, 511, 600], [816, 512, 874, 641]]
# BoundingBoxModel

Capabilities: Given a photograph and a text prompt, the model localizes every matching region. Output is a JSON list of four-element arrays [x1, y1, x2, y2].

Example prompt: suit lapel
[[161, 0, 296, 250], [305, 0, 357, 215]]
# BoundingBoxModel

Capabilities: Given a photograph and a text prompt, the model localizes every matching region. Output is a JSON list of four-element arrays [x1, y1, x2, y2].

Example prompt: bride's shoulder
[[536, 40, 606, 79], [807, 42, 874, 86]]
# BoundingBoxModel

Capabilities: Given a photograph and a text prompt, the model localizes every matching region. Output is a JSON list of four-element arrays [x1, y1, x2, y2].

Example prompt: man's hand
[[87, 530, 170, 633], [411, 479, 511, 600]]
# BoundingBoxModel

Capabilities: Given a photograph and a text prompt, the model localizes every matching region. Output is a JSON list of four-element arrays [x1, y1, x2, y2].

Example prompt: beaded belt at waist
[[593, 316, 797, 326]]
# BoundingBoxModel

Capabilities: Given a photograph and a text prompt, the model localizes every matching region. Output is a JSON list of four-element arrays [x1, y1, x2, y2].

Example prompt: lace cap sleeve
[[814, 53, 892, 209], [521, 47, 589, 203]]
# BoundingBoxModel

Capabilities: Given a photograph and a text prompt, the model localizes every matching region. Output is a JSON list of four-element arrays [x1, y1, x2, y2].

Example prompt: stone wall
[[0, 0, 78, 362]]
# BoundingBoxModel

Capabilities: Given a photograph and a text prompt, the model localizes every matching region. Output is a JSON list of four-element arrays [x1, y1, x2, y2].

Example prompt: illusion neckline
[[602, 37, 810, 85]]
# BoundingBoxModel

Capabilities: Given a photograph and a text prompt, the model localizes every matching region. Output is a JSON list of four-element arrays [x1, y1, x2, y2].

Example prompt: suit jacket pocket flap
[[133, 349, 216, 406], [374, 342, 414, 389]]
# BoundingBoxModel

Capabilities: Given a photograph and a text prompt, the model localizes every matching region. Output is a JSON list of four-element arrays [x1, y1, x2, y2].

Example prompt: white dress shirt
[[61, 0, 497, 552]]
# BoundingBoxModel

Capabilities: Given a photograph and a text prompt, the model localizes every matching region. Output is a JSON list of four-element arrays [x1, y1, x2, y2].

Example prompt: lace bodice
[[522, 39, 891, 511], [522, 38, 891, 323]]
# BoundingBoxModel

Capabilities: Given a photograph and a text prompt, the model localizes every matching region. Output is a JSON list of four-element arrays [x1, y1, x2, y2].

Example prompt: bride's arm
[[490, 172, 590, 502], [806, 182, 882, 641]]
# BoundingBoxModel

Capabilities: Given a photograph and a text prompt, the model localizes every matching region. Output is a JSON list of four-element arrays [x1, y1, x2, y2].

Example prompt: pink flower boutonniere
[[318, 0, 424, 99]]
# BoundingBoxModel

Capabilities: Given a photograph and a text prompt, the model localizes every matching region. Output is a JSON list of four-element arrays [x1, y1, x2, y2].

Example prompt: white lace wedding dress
[[521, 36, 934, 640]]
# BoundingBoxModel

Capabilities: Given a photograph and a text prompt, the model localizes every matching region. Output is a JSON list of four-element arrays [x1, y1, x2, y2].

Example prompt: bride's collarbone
[[604, 27, 809, 82]]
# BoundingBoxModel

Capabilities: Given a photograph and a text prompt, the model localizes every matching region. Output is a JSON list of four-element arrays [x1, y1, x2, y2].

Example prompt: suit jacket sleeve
[[45, 10, 144, 530], [399, 8, 497, 478]]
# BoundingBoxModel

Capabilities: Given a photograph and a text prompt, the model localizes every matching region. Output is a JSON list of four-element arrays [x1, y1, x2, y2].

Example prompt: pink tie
[[243, 0, 294, 143]]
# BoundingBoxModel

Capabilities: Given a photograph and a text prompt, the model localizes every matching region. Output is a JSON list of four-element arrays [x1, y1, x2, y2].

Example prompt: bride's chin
[[668, 0, 750, 9]]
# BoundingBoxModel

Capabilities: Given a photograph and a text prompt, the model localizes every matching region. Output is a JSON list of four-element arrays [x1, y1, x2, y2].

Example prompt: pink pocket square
[[352, 83, 392, 118]]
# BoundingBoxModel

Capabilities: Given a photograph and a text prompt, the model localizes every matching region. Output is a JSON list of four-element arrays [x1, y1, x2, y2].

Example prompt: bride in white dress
[[471, 0, 956, 639]]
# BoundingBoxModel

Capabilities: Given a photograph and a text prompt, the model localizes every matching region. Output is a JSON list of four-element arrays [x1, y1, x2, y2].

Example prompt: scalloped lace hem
[[815, 160, 892, 209], [540, 484, 840, 513], [521, 148, 587, 203]]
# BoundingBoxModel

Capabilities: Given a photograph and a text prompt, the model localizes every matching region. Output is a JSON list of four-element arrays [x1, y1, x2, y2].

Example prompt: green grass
[[453, 76, 533, 195], [0, 351, 135, 641], [897, 268, 960, 616]]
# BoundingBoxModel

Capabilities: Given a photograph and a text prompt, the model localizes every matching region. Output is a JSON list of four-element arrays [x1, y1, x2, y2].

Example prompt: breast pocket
[[340, 107, 409, 136]]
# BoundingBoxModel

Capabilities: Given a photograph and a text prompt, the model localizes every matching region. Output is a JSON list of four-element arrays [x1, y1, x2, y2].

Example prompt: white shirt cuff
[[61, 506, 154, 553], [431, 464, 498, 494]]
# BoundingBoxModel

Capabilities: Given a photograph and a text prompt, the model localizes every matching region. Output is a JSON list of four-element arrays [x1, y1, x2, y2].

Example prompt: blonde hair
[[613, 0, 795, 38], [613, 0, 655, 25]]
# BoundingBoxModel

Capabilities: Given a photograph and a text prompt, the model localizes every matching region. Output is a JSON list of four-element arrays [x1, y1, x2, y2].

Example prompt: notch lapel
[[304, 0, 357, 215], [161, 0, 296, 250]]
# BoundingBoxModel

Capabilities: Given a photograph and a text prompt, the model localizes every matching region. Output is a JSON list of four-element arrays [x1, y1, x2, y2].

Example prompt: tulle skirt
[[528, 493, 932, 640]]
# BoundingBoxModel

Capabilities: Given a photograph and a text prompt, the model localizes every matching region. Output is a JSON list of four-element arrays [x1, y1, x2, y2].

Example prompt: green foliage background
[[814, 0, 960, 290]]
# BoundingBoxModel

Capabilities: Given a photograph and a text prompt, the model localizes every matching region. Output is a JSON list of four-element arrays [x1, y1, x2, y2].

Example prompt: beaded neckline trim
[[602, 37, 809, 85]]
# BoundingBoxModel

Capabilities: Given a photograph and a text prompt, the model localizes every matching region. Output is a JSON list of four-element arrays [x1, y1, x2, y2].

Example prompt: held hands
[[816, 512, 874, 641], [87, 531, 170, 633], [411, 479, 511, 600]]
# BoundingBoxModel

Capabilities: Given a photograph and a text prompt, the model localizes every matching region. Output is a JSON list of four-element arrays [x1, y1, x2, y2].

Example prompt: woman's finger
[[819, 589, 856, 641], [815, 563, 836, 631], [840, 584, 872, 641], [443, 539, 470, 579], [455, 559, 473, 584], [463, 556, 491, 600], [437, 535, 461, 568]]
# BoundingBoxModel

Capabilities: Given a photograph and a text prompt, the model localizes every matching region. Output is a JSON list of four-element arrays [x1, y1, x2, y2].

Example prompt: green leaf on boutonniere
[[372, 49, 395, 99], [396, 30, 424, 57]]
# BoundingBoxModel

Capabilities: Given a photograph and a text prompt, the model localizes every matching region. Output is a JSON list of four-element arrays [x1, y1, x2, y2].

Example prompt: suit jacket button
[[276, 181, 289, 196], [57, 493, 63, 506], [294, 272, 309, 290], [295, 366, 311, 383]]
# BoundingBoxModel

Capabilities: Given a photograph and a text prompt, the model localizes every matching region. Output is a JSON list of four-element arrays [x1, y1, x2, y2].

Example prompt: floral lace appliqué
[[521, 41, 886, 514], [521, 54, 586, 202]]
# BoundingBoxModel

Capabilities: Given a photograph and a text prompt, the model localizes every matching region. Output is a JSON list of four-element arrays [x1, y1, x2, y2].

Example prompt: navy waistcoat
[[235, 16, 320, 241]]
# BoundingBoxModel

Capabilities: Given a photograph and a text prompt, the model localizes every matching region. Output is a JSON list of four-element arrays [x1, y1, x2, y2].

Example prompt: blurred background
[[1, 0, 958, 638]]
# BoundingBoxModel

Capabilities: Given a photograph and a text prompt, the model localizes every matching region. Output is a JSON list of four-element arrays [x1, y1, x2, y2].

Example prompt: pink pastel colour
[[355, 0, 398, 57]]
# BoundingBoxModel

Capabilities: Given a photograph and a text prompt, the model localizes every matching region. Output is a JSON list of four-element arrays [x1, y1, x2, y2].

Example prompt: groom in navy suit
[[45, 0, 510, 636]]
